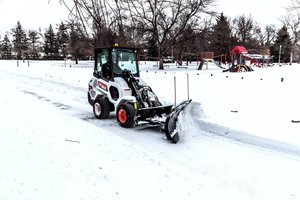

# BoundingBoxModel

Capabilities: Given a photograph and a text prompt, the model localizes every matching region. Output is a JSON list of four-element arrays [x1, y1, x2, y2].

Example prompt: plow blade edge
[[164, 99, 192, 143]]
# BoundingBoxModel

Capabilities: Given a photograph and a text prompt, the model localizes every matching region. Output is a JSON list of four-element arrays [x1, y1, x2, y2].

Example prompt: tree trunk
[[158, 45, 164, 70], [159, 58, 164, 69], [75, 53, 79, 64]]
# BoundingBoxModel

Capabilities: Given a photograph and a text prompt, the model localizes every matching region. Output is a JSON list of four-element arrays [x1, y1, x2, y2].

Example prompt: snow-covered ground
[[1, 60, 300, 200]]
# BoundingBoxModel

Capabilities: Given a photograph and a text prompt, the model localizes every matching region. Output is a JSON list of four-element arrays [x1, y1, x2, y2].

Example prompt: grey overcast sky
[[0, 0, 291, 35], [215, 0, 288, 27], [0, 0, 67, 34]]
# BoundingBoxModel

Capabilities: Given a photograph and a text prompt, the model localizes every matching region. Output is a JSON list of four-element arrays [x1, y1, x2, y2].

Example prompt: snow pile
[[177, 102, 207, 141]]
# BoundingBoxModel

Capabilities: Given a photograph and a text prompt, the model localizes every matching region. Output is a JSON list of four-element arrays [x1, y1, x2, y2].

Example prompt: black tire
[[93, 98, 110, 119], [117, 104, 135, 128], [240, 66, 247, 72]]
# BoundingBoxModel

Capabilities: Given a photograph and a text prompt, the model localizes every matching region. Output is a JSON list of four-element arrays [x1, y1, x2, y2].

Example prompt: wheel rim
[[118, 109, 127, 124], [94, 102, 101, 116]]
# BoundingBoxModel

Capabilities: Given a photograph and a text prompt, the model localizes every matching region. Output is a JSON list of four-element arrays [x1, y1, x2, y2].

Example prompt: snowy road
[[1, 60, 300, 200]]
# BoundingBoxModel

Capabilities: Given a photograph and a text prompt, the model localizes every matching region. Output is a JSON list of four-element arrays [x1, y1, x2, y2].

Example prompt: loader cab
[[94, 47, 140, 80]]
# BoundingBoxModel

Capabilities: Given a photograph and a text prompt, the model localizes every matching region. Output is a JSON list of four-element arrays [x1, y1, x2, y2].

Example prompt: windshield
[[112, 48, 138, 76]]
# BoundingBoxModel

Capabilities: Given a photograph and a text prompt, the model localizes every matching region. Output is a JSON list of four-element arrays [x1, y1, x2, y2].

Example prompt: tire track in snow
[[22, 90, 72, 110], [0, 68, 143, 135]]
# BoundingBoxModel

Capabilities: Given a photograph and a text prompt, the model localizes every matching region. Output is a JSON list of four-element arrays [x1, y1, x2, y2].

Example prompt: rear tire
[[117, 104, 135, 128], [93, 98, 110, 119]]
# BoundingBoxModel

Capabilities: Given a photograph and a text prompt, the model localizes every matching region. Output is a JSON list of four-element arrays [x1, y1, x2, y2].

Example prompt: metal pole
[[187, 73, 190, 100], [174, 76, 177, 106]]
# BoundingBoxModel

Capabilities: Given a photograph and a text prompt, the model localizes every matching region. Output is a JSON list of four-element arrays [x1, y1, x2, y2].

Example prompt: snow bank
[[176, 102, 206, 140]]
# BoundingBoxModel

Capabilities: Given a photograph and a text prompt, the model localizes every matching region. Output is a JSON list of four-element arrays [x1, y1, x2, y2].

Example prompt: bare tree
[[251, 24, 276, 48], [68, 20, 93, 64], [233, 14, 254, 45], [264, 25, 276, 47], [252, 25, 264, 46], [288, 0, 300, 10], [123, 0, 214, 69], [54, 0, 126, 46], [53, 0, 214, 68], [54, 0, 214, 69]]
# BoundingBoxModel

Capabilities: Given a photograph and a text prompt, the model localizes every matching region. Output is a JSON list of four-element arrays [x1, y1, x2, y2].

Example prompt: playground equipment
[[214, 54, 227, 65], [223, 46, 254, 72], [197, 58, 213, 70], [246, 49, 274, 67], [197, 52, 226, 70], [196, 52, 214, 70]]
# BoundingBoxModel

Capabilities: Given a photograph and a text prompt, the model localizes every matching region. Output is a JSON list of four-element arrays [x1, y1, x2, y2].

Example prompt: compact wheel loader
[[87, 46, 191, 143]]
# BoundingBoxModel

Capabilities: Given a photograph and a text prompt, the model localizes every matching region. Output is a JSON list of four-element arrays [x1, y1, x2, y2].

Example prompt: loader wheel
[[117, 104, 135, 128], [93, 98, 110, 119], [240, 66, 247, 72]]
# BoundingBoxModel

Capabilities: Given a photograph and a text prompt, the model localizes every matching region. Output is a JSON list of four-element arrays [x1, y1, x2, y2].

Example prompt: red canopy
[[231, 46, 248, 55]]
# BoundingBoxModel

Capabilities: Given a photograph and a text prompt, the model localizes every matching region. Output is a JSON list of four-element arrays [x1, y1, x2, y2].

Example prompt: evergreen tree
[[12, 21, 28, 59], [1, 35, 12, 59], [28, 30, 40, 59], [57, 22, 69, 58], [44, 24, 59, 59], [210, 13, 232, 55], [270, 26, 292, 63]]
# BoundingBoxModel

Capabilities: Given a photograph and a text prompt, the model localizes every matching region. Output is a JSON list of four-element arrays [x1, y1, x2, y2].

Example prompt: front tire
[[93, 98, 110, 119], [117, 104, 136, 128]]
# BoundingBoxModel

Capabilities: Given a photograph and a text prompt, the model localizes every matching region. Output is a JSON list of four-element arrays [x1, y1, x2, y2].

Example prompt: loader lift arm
[[121, 70, 192, 143]]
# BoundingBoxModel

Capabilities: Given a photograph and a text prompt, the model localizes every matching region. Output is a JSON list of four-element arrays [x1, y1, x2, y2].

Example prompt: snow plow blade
[[164, 99, 192, 143]]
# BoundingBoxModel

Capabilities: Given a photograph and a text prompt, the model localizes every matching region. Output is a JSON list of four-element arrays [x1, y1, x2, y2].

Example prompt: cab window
[[95, 50, 110, 79], [111, 49, 138, 76]]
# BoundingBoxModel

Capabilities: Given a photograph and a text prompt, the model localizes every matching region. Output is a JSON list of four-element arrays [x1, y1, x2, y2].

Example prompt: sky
[[215, 0, 289, 27], [0, 0, 292, 36], [0, 0, 68, 35]]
